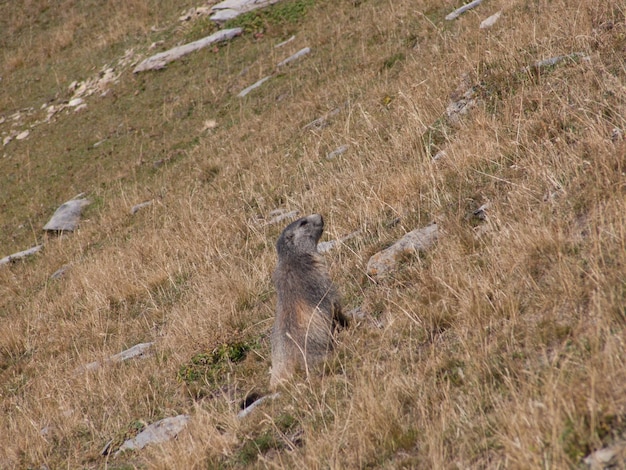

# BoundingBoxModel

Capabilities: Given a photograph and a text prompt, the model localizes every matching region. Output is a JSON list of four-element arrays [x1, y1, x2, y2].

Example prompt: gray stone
[[130, 200, 154, 215], [277, 47, 311, 67], [133, 29, 243, 73], [43, 198, 90, 232], [326, 144, 349, 160], [238, 75, 272, 98], [367, 223, 438, 278], [584, 441, 626, 469], [264, 210, 299, 226], [237, 393, 280, 419], [317, 230, 360, 253], [0, 245, 43, 266], [480, 11, 501, 29], [115, 415, 190, 455], [74, 342, 154, 374], [210, 0, 283, 22], [446, 0, 483, 21]]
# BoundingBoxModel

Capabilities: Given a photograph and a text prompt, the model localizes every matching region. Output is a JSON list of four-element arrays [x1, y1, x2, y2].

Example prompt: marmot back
[[270, 214, 347, 388]]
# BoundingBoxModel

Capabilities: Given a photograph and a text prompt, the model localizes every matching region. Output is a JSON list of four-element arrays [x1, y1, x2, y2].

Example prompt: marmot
[[270, 214, 348, 388]]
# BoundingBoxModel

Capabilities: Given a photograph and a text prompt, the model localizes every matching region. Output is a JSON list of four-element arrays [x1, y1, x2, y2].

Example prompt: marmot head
[[276, 214, 324, 258]]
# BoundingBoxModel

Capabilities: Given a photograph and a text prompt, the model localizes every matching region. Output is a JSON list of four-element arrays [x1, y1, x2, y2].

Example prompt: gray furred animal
[[270, 214, 348, 388]]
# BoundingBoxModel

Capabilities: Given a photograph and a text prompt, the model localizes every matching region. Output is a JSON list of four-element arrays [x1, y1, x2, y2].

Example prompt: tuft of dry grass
[[1, 0, 625, 467]]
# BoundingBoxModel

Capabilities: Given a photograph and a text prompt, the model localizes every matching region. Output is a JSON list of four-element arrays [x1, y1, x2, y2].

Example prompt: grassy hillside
[[1, 0, 625, 467]]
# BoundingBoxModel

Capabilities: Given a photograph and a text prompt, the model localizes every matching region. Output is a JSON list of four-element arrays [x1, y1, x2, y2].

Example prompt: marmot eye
[[299, 220, 308, 227]]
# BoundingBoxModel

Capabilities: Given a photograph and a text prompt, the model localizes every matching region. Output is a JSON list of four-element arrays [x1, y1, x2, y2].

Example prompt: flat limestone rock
[[115, 415, 190, 455], [238, 75, 272, 98], [367, 223, 438, 278], [43, 198, 91, 232], [0, 245, 43, 266], [480, 11, 501, 29], [237, 393, 280, 419], [317, 230, 360, 253], [277, 47, 311, 67], [584, 441, 626, 469], [133, 28, 242, 73], [445, 0, 483, 20], [210, 0, 282, 22], [75, 342, 154, 374]]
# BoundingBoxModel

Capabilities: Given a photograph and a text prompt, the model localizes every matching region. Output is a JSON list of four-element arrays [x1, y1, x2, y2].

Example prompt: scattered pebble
[[114, 415, 191, 456], [238, 76, 272, 98], [43, 197, 91, 232], [446, 0, 483, 21], [15, 130, 30, 140], [275, 35, 295, 48], [238, 393, 280, 419], [0, 245, 44, 267], [277, 47, 311, 67], [68, 98, 84, 107], [130, 200, 154, 215], [367, 223, 438, 278], [326, 144, 349, 160], [264, 209, 299, 226], [480, 11, 501, 29]]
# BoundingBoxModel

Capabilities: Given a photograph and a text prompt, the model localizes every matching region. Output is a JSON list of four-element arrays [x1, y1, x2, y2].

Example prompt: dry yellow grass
[[1, 0, 625, 468]]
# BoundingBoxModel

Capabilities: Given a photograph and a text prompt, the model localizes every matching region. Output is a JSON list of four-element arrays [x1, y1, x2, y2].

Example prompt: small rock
[[303, 107, 341, 131], [326, 144, 349, 160], [472, 202, 490, 221], [432, 150, 446, 162], [74, 103, 87, 112], [238, 75, 272, 98], [0, 245, 44, 267], [50, 264, 70, 279], [480, 11, 501, 29], [277, 47, 311, 67], [115, 415, 190, 456], [201, 119, 218, 131], [210, 0, 281, 22], [109, 342, 154, 363], [74, 342, 154, 374], [446, 0, 483, 20], [237, 393, 280, 419], [43, 197, 91, 232], [611, 127, 623, 142], [264, 210, 299, 226], [68, 98, 84, 107], [130, 200, 154, 215], [275, 35, 295, 48], [317, 230, 360, 253], [2, 136, 12, 146], [446, 87, 477, 125], [584, 441, 626, 469], [367, 223, 438, 278], [15, 130, 30, 140]]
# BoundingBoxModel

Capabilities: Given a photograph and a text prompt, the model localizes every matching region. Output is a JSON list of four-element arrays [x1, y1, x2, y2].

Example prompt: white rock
[[367, 223, 438, 278], [238, 75, 272, 98], [277, 47, 311, 67], [133, 28, 243, 73], [115, 415, 190, 455], [238, 393, 280, 419], [326, 144, 348, 160], [15, 130, 30, 140], [275, 35, 295, 48], [210, 0, 282, 22], [130, 200, 154, 215], [480, 11, 501, 29], [445, 0, 483, 20], [43, 197, 91, 232], [0, 245, 44, 266], [68, 98, 84, 107]]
